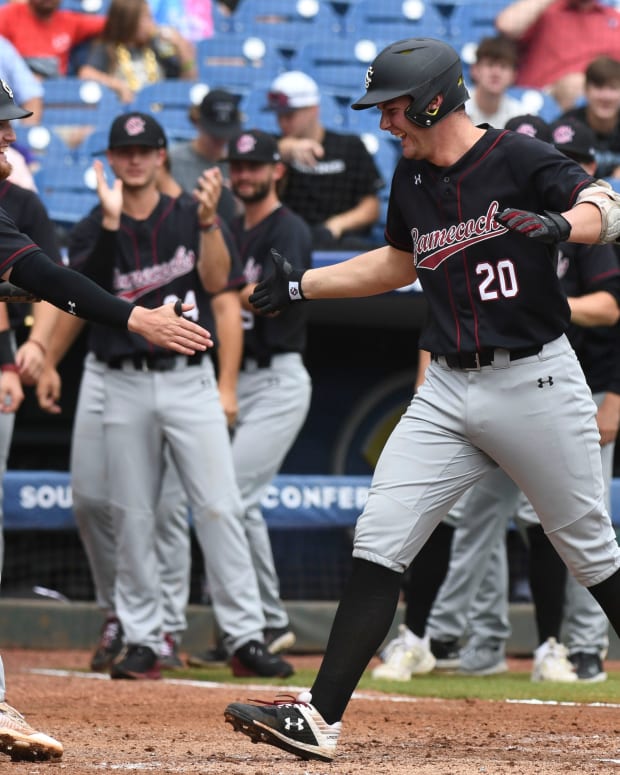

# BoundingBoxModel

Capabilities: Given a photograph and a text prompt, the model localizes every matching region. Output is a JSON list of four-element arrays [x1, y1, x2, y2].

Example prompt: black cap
[[107, 112, 167, 150], [0, 79, 32, 121], [197, 89, 242, 139], [550, 118, 597, 163], [504, 114, 551, 143], [225, 129, 281, 163]]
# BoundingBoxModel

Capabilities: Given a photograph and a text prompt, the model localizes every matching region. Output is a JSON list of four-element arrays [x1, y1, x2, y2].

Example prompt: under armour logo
[[537, 376, 554, 388], [284, 717, 305, 731], [67, 301, 76, 316], [414, 174, 422, 185]]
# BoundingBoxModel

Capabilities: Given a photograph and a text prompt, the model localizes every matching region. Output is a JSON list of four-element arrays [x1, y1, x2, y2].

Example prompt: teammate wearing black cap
[[225, 37, 620, 762], [63, 111, 293, 681]]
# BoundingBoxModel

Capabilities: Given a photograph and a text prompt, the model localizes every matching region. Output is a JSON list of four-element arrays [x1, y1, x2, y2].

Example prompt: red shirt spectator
[[496, 0, 620, 110], [0, 0, 105, 78]]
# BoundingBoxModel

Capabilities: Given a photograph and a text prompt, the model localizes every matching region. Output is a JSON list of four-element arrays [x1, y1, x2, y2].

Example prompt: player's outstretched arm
[[250, 246, 416, 313], [4, 250, 212, 354]]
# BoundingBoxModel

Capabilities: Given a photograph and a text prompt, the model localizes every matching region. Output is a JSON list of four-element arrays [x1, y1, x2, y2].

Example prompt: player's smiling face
[[378, 96, 433, 160], [107, 146, 164, 188], [0, 119, 15, 181], [230, 161, 281, 204]]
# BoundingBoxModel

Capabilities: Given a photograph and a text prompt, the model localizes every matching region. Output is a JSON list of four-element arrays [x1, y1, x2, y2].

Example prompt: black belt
[[242, 354, 273, 370], [431, 345, 541, 370], [106, 352, 204, 371]]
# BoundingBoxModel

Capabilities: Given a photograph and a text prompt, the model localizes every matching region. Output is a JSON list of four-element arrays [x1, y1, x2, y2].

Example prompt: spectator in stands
[[465, 35, 524, 129], [0, 37, 43, 125], [266, 70, 385, 250], [0, 0, 105, 79], [148, 0, 214, 42], [167, 88, 242, 224], [559, 55, 620, 178], [78, 0, 196, 105], [496, 0, 620, 111]]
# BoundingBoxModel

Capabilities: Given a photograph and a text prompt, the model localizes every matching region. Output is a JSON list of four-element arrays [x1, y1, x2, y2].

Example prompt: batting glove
[[495, 208, 571, 243], [249, 249, 306, 314]]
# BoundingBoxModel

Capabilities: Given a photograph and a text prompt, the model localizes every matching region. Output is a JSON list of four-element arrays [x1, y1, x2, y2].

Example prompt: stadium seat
[[35, 159, 101, 227], [347, 0, 431, 38], [130, 81, 212, 142], [40, 78, 122, 130], [12, 125, 74, 168], [507, 87, 562, 124]]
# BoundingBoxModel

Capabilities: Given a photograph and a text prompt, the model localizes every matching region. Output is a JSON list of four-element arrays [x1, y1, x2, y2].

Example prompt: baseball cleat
[[458, 639, 508, 676], [263, 626, 296, 655], [0, 702, 63, 761], [568, 651, 607, 683], [90, 614, 124, 672], [372, 625, 436, 680], [110, 645, 162, 680], [0, 281, 39, 302], [224, 692, 341, 762], [230, 640, 294, 678], [531, 637, 577, 682]]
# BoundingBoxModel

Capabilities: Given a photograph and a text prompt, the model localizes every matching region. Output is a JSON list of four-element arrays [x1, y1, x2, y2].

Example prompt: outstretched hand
[[128, 302, 213, 354], [248, 249, 306, 314], [495, 208, 571, 243]]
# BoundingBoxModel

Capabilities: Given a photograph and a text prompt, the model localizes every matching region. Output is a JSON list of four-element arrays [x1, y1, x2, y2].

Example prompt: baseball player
[[224, 37, 620, 762], [66, 111, 292, 680], [0, 82, 208, 760]]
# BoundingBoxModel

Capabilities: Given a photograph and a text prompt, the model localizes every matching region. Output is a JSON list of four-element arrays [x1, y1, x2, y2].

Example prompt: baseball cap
[[225, 129, 281, 163], [107, 112, 167, 150], [504, 114, 552, 143], [550, 118, 596, 163], [0, 79, 32, 121], [196, 89, 242, 139], [266, 71, 320, 113]]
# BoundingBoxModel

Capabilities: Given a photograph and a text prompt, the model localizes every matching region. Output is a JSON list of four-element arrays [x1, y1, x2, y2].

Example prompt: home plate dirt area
[[3, 650, 620, 774]]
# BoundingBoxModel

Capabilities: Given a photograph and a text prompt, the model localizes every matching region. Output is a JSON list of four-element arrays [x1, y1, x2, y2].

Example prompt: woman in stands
[[78, 0, 196, 104]]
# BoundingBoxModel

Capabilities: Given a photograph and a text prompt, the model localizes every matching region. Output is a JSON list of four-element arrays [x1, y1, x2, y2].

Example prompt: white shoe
[[0, 702, 63, 761], [372, 625, 436, 680], [531, 637, 577, 682]]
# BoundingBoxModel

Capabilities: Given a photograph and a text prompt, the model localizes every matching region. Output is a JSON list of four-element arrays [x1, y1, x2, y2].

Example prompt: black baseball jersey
[[0, 180, 63, 328], [68, 192, 243, 362], [558, 241, 620, 393], [231, 205, 312, 360], [280, 129, 384, 237], [385, 128, 595, 354], [0, 205, 42, 275]]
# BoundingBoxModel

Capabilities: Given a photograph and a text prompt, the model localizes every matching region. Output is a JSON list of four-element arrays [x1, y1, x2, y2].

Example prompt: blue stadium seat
[[12, 125, 74, 168], [130, 81, 213, 142], [347, 0, 431, 38], [40, 78, 122, 130], [35, 159, 101, 227], [240, 90, 284, 134], [507, 87, 562, 124]]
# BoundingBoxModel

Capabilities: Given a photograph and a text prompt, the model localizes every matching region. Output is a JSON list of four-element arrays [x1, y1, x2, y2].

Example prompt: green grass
[[164, 665, 620, 705]]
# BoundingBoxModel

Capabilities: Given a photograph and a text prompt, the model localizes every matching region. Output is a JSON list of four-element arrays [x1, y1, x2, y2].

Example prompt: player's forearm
[[563, 202, 606, 244], [211, 292, 242, 392], [568, 291, 620, 327], [197, 227, 231, 294], [495, 0, 555, 39], [325, 195, 380, 237], [28, 302, 60, 351], [44, 312, 86, 367], [301, 245, 416, 299]]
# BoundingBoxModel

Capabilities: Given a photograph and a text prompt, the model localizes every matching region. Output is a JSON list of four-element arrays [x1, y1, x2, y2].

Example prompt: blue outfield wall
[[4, 471, 620, 531]]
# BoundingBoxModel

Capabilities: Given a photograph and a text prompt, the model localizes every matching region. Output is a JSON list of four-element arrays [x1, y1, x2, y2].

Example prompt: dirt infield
[[3, 649, 620, 773]]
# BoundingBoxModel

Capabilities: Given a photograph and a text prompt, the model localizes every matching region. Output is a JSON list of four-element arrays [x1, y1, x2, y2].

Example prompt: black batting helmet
[[0, 79, 32, 121], [351, 38, 469, 128]]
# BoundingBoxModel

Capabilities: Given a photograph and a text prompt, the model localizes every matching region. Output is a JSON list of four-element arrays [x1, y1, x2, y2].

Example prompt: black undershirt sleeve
[[10, 249, 133, 329]]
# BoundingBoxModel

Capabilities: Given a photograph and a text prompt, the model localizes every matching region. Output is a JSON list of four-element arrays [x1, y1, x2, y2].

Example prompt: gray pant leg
[[465, 533, 511, 643], [563, 392, 612, 654], [0, 411, 14, 582], [71, 356, 116, 613], [156, 448, 190, 638], [234, 354, 312, 630], [426, 468, 518, 642]]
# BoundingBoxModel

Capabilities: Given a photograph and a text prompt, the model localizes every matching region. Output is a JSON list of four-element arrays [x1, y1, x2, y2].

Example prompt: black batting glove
[[249, 249, 306, 314], [495, 208, 571, 243]]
